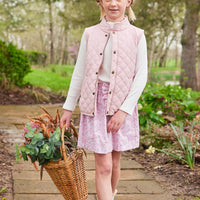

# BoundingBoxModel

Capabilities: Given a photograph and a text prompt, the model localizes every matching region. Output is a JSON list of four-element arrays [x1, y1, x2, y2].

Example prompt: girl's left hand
[[107, 110, 128, 134]]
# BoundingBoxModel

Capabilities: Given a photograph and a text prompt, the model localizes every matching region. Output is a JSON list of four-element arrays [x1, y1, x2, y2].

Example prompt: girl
[[60, 0, 147, 199]]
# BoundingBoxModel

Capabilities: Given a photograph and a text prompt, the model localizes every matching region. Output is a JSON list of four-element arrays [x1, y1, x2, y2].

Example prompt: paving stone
[[86, 170, 152, 181], [14, 194, 65, 200], [85, 159, 143, 170], [13, 169, 152, 181], [13, 159, 143, 172], [14, 179, 163, 195], [14, 194, 96, 200], [115, 193, 172, 200], [87, 180, 164, 194]]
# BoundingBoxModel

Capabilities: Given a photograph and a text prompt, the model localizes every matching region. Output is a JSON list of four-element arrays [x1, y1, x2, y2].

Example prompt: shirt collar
[[99, 16, 130, 32]]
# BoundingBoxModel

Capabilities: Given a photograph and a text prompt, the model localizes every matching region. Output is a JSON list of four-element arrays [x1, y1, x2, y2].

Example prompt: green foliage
[[157, 122, 199, 170], [16, 107, 79, 168], [0, 188, 6, 193], [24, 50, 47, 66], [16, 124, 62, 166], [138, 83, 200, 127], [176, 198, 200, 200], [24, 65, 74, 92], [60, 0, 99, 31], [0, 40, 31, 87]]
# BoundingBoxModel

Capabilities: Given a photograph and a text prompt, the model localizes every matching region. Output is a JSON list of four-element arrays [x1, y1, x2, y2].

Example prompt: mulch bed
[[0, 85, 65, 105], [0, 131, 15, 200]]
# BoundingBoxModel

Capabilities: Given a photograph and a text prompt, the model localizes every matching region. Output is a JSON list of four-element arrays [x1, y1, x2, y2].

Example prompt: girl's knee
[[112, 159, 120, 171], [112, 151, 121, 170], [96, 162, 112, 176]]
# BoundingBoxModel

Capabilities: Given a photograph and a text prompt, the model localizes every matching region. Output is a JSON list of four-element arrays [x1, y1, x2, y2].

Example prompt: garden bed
[[0, 85, 65, 105], [0, 131, 15, 199]]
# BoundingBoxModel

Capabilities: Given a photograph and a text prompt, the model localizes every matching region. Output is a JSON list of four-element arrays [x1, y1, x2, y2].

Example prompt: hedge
[[0, 40, 31, 87], [24, 50, 47, 66]]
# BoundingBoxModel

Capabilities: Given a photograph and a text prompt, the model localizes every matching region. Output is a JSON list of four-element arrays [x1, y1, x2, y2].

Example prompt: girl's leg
[[111, 151, 121, 194], [95, 152, 113, 200]]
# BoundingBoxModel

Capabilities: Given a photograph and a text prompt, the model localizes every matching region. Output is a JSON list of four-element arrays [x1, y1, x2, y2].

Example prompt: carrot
[[32, 162, 39, 171]]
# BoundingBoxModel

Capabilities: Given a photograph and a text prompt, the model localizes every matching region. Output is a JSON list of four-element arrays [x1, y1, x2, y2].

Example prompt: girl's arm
[[63, 31, 87, 111], [119, 34, 148, 115], [61, 31, 86, 129]]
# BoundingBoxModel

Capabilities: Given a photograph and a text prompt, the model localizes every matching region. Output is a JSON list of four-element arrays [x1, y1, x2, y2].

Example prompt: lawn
[[24, 65, 74, 92], [150, 59, 180, 83]]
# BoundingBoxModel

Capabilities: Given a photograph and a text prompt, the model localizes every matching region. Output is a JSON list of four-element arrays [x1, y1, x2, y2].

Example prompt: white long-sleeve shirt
[[63, 24, 148, 115]]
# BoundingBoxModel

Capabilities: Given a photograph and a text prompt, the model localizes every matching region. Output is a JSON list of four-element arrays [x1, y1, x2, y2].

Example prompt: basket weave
[[44, 124, 88, 200]]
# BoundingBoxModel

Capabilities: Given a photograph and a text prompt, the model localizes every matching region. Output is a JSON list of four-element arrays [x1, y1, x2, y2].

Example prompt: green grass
[[24, 62, 200, 101], [150, 59, 181, 83], [44, 64, 74, 77], [24, 65, 74, 92]]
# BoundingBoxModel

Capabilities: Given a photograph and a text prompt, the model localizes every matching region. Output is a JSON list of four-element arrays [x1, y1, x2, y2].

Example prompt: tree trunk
[[198, 60, 200, 90], [48, 0, 54, 64], [180, 0, 200, 90], [148, 39, 155, 77]]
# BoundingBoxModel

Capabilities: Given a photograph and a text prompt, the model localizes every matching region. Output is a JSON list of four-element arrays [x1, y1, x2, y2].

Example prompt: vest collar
[[99, 16, 130, 32]]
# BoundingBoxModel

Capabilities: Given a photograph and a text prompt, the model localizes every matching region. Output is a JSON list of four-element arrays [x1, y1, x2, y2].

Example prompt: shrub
[[0, 40, 31, 87], [138, 83, 200, 127], [24, 50, 47, 66]]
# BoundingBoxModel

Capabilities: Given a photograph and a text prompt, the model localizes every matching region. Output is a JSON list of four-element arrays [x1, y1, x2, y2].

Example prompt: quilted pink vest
[[79, 17, 144, 116]]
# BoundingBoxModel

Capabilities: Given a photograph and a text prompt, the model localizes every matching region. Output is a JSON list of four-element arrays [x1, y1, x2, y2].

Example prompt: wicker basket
[[44, 124, 88, 200]]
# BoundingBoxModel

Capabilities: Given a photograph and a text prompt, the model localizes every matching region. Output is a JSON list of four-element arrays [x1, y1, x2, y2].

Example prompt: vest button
[[105, 34, 108, 37], [100, 53, 103, 55], [106, 111, 109, 114], [92, 92, 95, 95], [113, 51, 116, 54], [109, 91, 111, 94], [92, 112, 95, 116], [96, 72, 98, 75], [112, 71, 115, 74]]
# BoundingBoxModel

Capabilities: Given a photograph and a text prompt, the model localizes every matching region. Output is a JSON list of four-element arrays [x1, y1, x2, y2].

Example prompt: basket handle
[[61, 123, 79, 162]]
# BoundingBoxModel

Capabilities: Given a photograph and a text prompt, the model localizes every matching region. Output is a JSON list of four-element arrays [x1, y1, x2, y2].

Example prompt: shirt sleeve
[[63, 31, 87, 111], [119, 34, 148, 115]]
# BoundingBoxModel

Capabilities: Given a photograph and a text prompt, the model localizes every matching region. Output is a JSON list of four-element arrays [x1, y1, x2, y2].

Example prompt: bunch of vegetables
[[16, 107, 79, 177]]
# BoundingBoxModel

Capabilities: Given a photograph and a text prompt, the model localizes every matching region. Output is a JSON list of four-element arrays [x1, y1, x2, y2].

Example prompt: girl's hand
[[107, 110, 128, 134], [60, 110, 72, 129]]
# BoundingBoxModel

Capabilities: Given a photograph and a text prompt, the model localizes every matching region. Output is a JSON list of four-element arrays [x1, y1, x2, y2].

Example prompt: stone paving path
[[0, 104, 173, 200]]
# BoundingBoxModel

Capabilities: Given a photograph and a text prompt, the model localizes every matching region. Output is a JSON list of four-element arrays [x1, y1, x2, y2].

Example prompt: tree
[[57, 0, 99, 64], [0, 0, 29, 41], [180, 0, 200, 90], [134, 0, 184, 72], [42, 0, 61, 64]]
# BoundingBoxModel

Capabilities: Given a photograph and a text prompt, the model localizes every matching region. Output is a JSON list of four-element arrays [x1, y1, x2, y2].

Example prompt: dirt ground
[[0, 85, 66, 105], [0, 87, 200, 200], [0, 131, 15, 200]]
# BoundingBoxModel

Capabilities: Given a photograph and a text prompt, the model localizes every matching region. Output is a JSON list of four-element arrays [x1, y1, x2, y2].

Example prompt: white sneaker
[[112, 189, 118, 200]]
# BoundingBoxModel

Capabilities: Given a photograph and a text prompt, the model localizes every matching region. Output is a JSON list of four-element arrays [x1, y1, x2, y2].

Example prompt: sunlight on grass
[[24, 65, 74, 92], [150, 59, 181, 83]]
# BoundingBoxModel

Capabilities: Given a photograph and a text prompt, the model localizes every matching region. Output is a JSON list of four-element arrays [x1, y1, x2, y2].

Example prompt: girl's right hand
[[60, 110, 72, 129]]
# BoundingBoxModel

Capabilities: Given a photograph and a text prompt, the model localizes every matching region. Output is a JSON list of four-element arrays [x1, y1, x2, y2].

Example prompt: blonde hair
[[97, 0, 136, 22]]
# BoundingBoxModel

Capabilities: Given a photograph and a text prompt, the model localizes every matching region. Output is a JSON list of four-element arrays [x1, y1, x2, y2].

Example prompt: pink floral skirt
[[78, 82, 139, 154]]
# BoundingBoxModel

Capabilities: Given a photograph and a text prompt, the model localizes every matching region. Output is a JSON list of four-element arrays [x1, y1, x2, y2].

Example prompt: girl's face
[[100, 0, 132, 22]]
